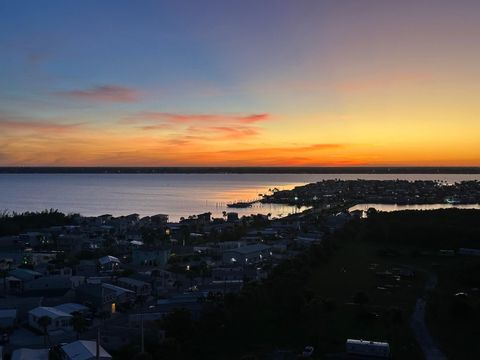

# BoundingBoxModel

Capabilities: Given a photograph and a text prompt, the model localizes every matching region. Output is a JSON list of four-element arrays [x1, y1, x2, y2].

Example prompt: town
[[0, 201, 349, 359], [262, 179, 480, 207], [0, 180, 478, 359]]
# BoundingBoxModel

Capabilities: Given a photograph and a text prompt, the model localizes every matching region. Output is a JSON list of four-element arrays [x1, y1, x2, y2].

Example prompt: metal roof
[[61, 340, 111, 360]]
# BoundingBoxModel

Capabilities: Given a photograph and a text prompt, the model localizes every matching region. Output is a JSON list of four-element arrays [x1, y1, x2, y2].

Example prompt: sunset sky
[[1, 0, 480, 166]]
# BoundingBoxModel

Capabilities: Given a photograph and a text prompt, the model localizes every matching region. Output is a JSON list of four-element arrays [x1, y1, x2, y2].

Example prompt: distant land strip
[[0, 167, 480, 174]]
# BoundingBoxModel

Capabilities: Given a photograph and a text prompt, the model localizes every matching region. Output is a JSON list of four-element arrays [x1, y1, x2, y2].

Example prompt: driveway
[[410, 274, 447, 360]]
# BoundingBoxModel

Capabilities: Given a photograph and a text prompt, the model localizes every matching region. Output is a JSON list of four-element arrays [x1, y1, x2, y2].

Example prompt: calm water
[[0, 173, 479, 221]]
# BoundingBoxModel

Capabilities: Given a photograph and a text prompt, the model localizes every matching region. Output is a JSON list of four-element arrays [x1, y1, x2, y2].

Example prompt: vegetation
[[0, 209, 75, 236], [71, 312, 88, 339], [37, 315, 52, 345]]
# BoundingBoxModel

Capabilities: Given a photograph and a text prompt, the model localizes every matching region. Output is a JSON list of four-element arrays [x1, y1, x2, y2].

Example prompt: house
[[132, 248, 170, 267], [458, 248, 480, 256], [61, 340, 112, 360], [76, 283, 135, 314], [98, 256, 120, 272], [117, 277, 152, 297], [28, 307, 72, 332], [7, 268, 42, 292], [295, 233, 323, 246], [346, 339, 390, 358], [76, 260, 97, 277], [212, 267, 249, 282], [7, 268, 72, 295], [0, 308, 17, 327], [223, 244, 272, 265], [11, 348, 49, 360], [55, 303, 89, 316], [22, 251, 57, 266]]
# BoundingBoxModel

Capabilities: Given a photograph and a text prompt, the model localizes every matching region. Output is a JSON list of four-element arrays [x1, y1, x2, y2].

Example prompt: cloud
[[0, 118, 85, 134], [55, 85, 139, 103], [121, 111, 269, 140], [185, 125, 261, 140], [123, 112, 269, 125]]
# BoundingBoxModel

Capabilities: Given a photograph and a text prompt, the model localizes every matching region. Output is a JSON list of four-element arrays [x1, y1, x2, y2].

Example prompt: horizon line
[[0, 166, 479, 174]]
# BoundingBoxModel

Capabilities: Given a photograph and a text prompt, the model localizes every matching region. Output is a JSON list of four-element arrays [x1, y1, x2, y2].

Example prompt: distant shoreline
[[0, 166, 480, 174]]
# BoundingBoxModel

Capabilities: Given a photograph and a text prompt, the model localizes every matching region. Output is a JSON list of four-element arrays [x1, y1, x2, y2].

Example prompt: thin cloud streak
[[0, 118, 86, 134], [55, 85, 140, 103], [123, 112, 270, 125]]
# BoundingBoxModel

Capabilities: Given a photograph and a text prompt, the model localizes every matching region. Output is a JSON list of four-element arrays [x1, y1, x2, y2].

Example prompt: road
[[410, 274, 447, 360]]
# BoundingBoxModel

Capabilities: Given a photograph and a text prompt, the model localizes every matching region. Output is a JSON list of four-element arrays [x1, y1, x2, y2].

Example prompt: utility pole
[[96, 327, 100, 360], [141, 313, 145, 353]]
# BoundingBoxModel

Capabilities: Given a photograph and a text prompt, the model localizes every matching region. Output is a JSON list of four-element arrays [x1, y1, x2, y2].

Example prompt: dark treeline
[[1, 167, 480, 174], [0, 210, 75, 236], [356, 208, 480, 249]]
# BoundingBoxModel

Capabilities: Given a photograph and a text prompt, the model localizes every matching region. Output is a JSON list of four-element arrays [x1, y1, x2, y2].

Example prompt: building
[[28, 307, 72, 332], [223, 244, 272, 265], [55, 303, 89, 316], [98, 256, 121, 272], [132, 248, 170, 267], [6, 268, 71, 295], [117, 277, 152, 297], [11, 348, 49, 360], [458, 248, 480, 256], [0, 308, 17, 327], [346, 339, 390, 358], [76, 283, 135, 314], [61, 340, 112, 360]]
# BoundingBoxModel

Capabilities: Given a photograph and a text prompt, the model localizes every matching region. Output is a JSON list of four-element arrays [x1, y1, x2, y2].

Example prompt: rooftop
[[61, 340, 112, 360], [227, 244, 271, 255], [55, 303, 89, 315], [29, 306, 72, 319]]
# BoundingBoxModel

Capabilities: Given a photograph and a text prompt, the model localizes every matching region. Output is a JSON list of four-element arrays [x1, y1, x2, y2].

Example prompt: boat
[[445, 197, 460, 204]]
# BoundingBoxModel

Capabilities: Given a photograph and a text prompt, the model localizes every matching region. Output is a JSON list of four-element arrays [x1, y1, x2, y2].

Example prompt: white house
[[61, 340, 112, 360], [28, 307, 72, 332], [55, 303, 89, 316], [346, 339, 390, 358]]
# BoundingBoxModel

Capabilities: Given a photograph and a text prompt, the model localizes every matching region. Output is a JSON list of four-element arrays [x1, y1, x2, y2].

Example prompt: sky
[[1, 0, 480, 167]]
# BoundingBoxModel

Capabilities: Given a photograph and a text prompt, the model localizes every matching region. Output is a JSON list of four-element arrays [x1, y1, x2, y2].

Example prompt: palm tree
[[71, 312, 87, 339], [37, 316, 51, 345]]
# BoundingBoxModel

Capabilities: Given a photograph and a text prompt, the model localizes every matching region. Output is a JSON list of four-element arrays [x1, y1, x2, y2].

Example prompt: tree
[[160, 309, 194, 343], [37, 316, 51, 345], [98, 310, 111, 323], [71, 312, 87, 339], [353, 291, 369, 308]]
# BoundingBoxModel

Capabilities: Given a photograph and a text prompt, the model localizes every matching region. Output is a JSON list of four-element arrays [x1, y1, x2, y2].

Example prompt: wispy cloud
[[121, 111, 270, 141], [123, 112, 269, 125], [184, 125, 261, 140], [55, 85, 140, 103], [0, 114, 86, 134]]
